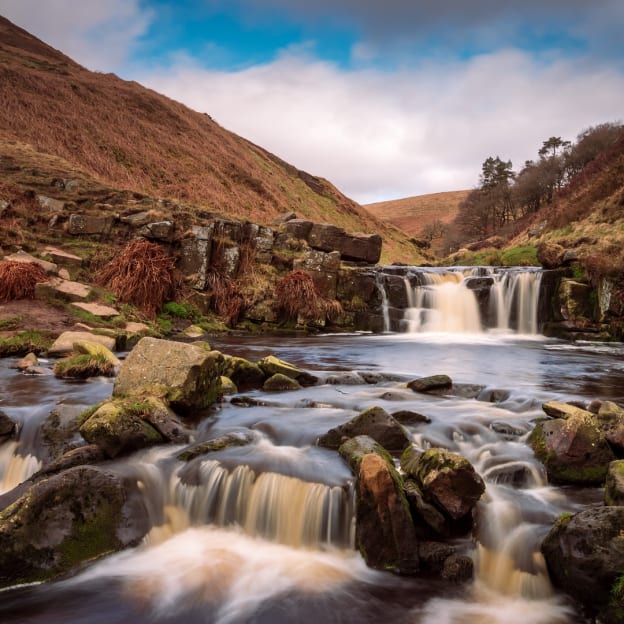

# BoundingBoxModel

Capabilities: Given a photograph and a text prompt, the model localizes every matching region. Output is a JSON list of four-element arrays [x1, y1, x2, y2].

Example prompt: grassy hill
[[0, 16, 420, 264], [364, 190, 469, 237]]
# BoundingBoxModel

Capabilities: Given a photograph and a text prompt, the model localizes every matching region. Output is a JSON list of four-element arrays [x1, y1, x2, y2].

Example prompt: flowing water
[[0, 271, 622, 623]]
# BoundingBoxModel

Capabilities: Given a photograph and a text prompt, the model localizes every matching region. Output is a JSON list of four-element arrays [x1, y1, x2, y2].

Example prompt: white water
[[400, 267, 543, 334]]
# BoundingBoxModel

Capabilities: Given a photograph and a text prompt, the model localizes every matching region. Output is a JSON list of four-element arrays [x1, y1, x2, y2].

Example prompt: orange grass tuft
[[275, 270, 343, 322], [206, 271, 246, 326], [0, 260, 48, 302], [96, 239, 177, 318]]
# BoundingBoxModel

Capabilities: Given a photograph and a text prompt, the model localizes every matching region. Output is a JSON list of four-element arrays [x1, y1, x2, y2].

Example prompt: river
[[0, 268, 622, 623]]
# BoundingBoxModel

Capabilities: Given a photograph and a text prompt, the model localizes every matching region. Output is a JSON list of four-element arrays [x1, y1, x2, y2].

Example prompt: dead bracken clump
[[275, 270, 343, 323], [97, 240, 177, 318], [0, 260, 49, 303], [206, 271, 246, 326]]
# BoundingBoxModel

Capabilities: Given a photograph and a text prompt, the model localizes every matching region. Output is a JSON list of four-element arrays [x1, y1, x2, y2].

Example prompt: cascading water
[[133, 455, 355, 549], [394, 266, 543, 334]]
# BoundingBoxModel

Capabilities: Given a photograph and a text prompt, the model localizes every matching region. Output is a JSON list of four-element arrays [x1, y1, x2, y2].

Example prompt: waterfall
[[376, 272, 391, 332], [136, 459, 355, 549], [489, 270, 543, 334], [397, 267, 543, 335]]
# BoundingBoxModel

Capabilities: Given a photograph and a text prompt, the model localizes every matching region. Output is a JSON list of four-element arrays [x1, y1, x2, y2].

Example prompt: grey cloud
[[229, 0, 624, 56]]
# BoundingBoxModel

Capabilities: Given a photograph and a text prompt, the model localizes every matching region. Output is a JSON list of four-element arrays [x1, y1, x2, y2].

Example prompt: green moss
[[0, 317, 21, 330], [500, 246, 539, 266], [161, 301, 196, 319], [59, 499, 121, 567], [177, 432, 252, 461], [0, 330, 53, 357], [611, 573, 624, 610], [77, 402, 105, 426]]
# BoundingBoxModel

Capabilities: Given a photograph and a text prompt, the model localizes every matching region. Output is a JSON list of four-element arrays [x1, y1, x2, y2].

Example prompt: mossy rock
[[263, 373, 302, 391], [73, 339, 120, 366], [220, 375, 238, 395], [401, 446, 485, 520], [338, 435, 393, 474], [318, 406, 410, 453], [79, 399, 165, 458], [0, 466, 148, 588], [53, 352, 116, 379], [113, 337, 224, 413], [222, 355, 266, 390], [257, 355, 318, 386], [407, 374, 452, 393], [529, 412, 615, 485]]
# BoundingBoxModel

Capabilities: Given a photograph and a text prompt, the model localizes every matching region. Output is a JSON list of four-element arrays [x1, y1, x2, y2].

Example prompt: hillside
[[365, 190, 469, 237], [0, 15, 419, 264]]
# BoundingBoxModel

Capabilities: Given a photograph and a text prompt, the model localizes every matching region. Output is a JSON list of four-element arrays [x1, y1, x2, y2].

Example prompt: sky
[[3, 1, 624, 204]]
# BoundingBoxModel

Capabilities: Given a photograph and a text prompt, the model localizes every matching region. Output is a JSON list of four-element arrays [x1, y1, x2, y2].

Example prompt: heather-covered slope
[[0, 16, 419, 263]]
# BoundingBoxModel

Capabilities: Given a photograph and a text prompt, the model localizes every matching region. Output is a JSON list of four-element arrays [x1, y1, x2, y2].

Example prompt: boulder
[[35, 277, 91, 302], [113, 337, 223, 412], [48, 331, 116, 356], [307, 224, 382, 263], [73, 340, 120, 366], [0, 466, 148, 588], [222, 355, 266, 390], [317, 406, 410, 453], [542, 400, 591, 419], [403, 478, 449, 537], [355, 453, 419, 574], [257, 355, 317, 386], [391, 410, 431, 425], [605, 460, 624, 506], [38, 445, 106, 477], [528, 412, 615, 485], [401, 446, 485, 520], [177, 431, 254, 461], [15, 352, 38, 371], [68, 213, 115, 236], [71, 302, 120, 319], [338, 435, 393, 473], [407, 374, 453, 394], [42, 246, 83, 267], [79, 399, 166, 458], [53, 351, 116, 380], [542, 507, 624, 623], [263, 373, 302, 392]]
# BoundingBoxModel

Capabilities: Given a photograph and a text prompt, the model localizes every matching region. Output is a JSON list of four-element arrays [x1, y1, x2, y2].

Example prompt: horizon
[[2, 1, 623, 204]]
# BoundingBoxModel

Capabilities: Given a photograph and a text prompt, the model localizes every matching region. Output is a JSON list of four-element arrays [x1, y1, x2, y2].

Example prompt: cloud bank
[[139, 49, 624, 202]]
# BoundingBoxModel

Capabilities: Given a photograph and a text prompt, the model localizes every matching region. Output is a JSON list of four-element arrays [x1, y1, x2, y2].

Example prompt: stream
[[1, 268, 623, 623]]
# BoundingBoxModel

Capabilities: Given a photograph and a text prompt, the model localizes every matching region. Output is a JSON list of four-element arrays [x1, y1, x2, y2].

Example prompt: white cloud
[[135, 49, 624, 203], [1, 0, 152, 71]]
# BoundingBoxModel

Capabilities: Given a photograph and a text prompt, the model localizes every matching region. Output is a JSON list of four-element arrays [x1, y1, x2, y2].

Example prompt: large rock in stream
[[318, 406, 410, 453], [80, 397, 189, 458], [0, 466, 148, 588], [542, 506, 624, 624], [401, 446, 485, 521], [528, 411, 615, 485], [339, 436, 419, 574], [113, 337, 224, 413]]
